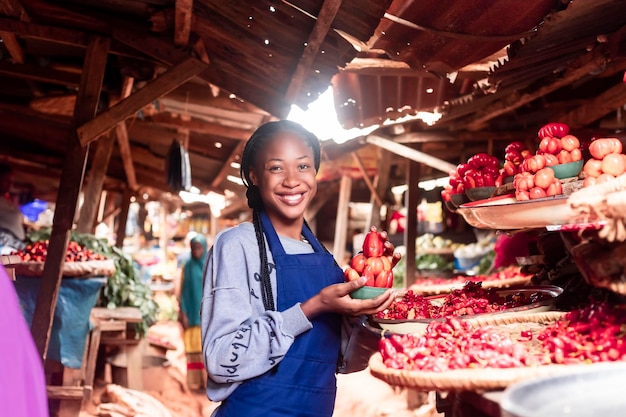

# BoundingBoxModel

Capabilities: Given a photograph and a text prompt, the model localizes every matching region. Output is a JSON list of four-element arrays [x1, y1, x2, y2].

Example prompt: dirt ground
[[80, 320, 441, 417]]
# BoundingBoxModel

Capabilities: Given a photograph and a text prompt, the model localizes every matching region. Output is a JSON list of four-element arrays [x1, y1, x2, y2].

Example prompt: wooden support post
[[366, 148, 391, 230], [31, 36, 110, 360], [333, 175, 351, 266], [76, 132, 115, 233], [404, 159, 421, 288], [115, 188, 133, 248]]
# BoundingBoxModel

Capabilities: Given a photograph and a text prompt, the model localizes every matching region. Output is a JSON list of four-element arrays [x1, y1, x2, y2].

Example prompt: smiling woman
[[200, 120, 396, 417]]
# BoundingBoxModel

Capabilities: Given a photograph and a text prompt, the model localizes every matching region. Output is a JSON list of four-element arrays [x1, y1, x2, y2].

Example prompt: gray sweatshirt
[[201, 222, 315, 402]]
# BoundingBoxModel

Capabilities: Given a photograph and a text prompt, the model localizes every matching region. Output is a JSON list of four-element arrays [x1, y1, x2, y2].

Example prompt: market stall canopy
[[0, 0, 625, 212]]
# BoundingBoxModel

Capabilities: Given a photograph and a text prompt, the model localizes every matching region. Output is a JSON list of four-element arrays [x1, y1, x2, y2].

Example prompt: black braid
[[253, 210, 275, 311]]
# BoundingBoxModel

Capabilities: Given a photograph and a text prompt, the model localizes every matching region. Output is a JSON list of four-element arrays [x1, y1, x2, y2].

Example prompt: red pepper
[[362, 228, 384, 257], [538, 122, 569, 139]]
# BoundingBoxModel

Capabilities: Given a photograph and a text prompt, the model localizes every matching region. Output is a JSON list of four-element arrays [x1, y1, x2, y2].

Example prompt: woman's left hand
[[301, 277, 396, 319]]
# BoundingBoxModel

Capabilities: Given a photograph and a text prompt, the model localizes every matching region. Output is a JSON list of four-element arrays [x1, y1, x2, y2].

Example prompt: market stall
[[361, 126, 626, 417]]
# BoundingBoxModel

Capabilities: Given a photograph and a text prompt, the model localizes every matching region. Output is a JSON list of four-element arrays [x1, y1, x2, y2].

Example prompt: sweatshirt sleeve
[[201, 227, 312, 389]]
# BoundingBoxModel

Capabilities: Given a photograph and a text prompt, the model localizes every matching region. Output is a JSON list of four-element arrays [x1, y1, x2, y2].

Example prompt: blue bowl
[[547, 160, 583, 179], [350, 286, 387, 299]]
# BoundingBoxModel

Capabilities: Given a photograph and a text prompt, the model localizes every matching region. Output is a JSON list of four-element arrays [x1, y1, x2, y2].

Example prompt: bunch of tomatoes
[[581, 137, 626, 187], [344, 227, 396, 288], [13, 240, 107, 263]]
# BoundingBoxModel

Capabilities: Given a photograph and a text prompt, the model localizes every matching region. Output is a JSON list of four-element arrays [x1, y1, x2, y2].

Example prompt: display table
[[91, 306, 144, 390]]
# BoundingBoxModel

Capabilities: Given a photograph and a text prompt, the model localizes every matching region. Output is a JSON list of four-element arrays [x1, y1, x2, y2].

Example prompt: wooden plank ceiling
[[0, 0, 625, 215]]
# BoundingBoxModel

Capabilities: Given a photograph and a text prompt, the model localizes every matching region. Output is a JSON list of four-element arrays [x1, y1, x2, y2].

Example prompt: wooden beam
[[113, 76, 138, 191], [31, 36, 110, 360], [211, 140, 245, 189], [147, 113, 253, 140], [76, 57, 207, 146], [332, 174, 351, 266], [351, 152, 383, 207], [366, 134, 457, 174], [465, 55, 608, 131], [0, 31, 24, 63], [115, 123, 138, 190], [115, 188, 133, 248], [285, 0, 342, 102], [174, 0, 193, 48], [0, 60, 81, 86], [404, 160, 420, 288], [76, 132, 115, 233], [559, 82, 626, 128]]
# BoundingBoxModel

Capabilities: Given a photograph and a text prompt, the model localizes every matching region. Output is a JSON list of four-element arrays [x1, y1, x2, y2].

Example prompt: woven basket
[[369, 311, 572, 392], [8, 259, 116, 278], [410, 274, 532, 296]]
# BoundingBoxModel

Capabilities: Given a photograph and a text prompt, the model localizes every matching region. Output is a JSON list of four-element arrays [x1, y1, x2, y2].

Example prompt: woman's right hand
[[300, 277, 396, 319]]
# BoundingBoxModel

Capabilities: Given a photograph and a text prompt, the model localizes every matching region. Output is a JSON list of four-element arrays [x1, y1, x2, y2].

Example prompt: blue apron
[[215, 212, 344, 417]]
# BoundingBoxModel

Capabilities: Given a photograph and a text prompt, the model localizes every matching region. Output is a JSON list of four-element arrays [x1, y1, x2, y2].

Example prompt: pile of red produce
[[379, 297, 626, 372], [582, 137, 626, 187], [13, 240, 108, 263], [375, 281, 550, 320], [456, 153, 502, 191], [512, 122, 583, 200], [379, 316, 536, 371], [502, 141, 531, 178], [344, 227, 395, 288], [537, 298, 626, 364]]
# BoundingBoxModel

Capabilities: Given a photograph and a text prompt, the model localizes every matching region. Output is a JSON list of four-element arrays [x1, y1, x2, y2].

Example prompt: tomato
[[380, 255, 392, 271], [534, 168, 555, 189], [557, 149, 572, 164], [515, 190, 530, 201], [583, 158, 603, 178], [543, 154, 559, 166], [362, 266, 376, 286], [514, 172, 534, 191], [344, 267, 360, 282], [539, 137, 563, 155], [546, 179, 563, 196], [366, 256, 385, 276], [526, 155, 546, 173], [502, 160, 517, 177], [583, 176, 597, 188], [349, 254, 367, 274], [374, 270, 393, 288], [589, 138, 623, 160], [529, 187, 547, 200], [570, 148, 582, 162], [596, 173, 616, 184], [601, 153, 626, 176], [560, 134, 580, 151]]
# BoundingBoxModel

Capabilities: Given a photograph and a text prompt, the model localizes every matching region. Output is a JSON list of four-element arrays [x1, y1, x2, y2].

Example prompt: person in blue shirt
[[179, 233, 209, 390]]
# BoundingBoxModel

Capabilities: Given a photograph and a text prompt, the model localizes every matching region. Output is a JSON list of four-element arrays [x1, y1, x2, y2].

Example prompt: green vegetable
[[415, 254, 454, 271]]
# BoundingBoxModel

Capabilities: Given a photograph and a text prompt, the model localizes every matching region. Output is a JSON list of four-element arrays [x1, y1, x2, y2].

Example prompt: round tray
[[8, 259, 116, 278], [369, 311, 573, 392], [409, 272, 533, 296], [373, 286, 563, 335]]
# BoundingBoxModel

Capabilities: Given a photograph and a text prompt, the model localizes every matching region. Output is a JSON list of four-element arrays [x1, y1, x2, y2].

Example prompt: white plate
[[456, 194, 594, 230], [501, 361, 626, 417]]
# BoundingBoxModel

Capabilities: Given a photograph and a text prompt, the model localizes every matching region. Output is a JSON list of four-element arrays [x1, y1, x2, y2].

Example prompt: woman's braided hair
[[239, 120, 321, 310]]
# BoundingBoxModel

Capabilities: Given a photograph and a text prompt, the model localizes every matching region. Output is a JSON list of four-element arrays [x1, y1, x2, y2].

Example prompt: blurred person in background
[[179, 233, 209, 390], [0, 163, 25, 254]]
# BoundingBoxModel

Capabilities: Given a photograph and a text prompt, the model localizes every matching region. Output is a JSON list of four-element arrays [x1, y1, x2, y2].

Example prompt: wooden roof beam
[[174, 0, 193, 48], [0, 31, 24, 63], [147, 113, 253, 140], [366, 134, 457, 174], [76, 57, 207, 146], [285, 0, 342, 102], [464, 54, 609, 131], [0, 60, 81, 86]]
